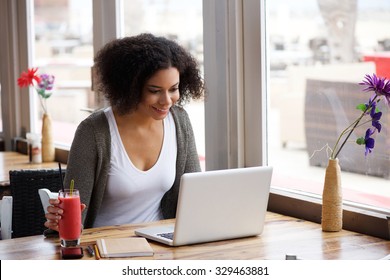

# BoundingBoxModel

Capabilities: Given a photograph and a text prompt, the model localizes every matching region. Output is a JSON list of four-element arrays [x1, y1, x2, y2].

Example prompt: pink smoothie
[[58, 194, 81, 240]]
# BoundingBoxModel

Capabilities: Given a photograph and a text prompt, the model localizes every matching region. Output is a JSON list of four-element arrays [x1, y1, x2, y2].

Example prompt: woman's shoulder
[[80, 108, 108, 125], [76, 108, 109, 134], [71, 108, 111, 152], [170, 105, 194, 136], [86, 108, 107, 120], [170, 105, 189, 119]]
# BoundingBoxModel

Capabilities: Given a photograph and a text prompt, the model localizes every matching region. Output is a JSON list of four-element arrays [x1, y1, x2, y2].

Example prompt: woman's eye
[[148, 87, 178, 94]]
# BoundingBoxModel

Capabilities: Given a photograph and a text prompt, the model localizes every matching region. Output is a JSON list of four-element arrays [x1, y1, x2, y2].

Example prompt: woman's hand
[[44, 199, 86, 232]]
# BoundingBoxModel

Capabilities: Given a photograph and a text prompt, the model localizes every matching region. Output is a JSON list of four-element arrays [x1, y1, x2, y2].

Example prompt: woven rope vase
[[41, 113, 55, 162], [321, 158, 343, 232]]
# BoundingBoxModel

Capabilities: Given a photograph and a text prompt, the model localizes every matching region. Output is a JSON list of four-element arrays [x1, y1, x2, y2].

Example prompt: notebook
[[95, 237, 153, 258], [135, 166, 273, 246]]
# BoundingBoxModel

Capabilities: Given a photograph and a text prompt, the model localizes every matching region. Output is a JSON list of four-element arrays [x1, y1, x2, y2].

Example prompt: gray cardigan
[[64, 106, 201, 228]]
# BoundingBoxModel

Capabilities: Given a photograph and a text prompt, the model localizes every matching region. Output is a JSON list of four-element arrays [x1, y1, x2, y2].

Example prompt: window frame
[[0, 0, 388, 239], [203, 0, 389, 240], [0, 0, 117, 150], [203, 0, 267, 170], [0, 0, 34, 150]]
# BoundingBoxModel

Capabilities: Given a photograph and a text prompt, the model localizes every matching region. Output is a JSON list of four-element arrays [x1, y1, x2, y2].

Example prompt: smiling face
[[138, 67, 180, 121]]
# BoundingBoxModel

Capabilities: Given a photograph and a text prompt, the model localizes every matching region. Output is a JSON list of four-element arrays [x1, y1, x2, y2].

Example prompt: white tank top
[[93, 107, 177, 227]]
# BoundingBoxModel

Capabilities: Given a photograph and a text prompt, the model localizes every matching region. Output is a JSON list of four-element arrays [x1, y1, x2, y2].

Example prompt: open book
[[96, 237, 154, 258]]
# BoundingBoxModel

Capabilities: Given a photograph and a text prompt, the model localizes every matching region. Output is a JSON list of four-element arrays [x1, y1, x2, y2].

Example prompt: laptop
[[134, 166, 273, 246]]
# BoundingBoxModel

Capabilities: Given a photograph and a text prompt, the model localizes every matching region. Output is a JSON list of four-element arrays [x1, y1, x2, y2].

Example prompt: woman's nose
[[159, 91, 171, 105]]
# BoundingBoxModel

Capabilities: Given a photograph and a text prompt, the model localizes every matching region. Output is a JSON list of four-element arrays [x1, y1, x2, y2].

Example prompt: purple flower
[[38, 74, 55, 91], [363, 128, 375, 156], [331, 73, 389, 159], [17, 67, 55, 114], [359, 73, 390, 106], [369, 102, 382, 133], [36, 73, 55, 100]]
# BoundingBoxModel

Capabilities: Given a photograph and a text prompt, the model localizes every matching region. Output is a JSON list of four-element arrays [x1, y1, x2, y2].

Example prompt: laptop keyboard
[[157, 232, 174, 240]]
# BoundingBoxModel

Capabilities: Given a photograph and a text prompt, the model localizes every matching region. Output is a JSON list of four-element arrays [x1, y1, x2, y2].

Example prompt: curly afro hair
[[94, 33, 204, 115]]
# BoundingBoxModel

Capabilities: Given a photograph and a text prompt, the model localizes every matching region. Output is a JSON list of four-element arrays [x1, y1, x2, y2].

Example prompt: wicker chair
[[9, 169, 65, 238]]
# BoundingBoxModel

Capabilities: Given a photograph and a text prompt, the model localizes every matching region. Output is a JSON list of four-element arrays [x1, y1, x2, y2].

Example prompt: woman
[[45, 33, 204, 231]]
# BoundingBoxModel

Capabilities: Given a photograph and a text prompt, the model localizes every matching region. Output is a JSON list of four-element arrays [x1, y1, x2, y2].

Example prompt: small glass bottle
[[31, 139, 42, 164], [27, 132, 42, 164]]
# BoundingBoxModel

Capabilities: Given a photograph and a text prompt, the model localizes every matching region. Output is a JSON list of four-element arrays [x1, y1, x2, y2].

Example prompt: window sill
[[268, 186, 390, 240]]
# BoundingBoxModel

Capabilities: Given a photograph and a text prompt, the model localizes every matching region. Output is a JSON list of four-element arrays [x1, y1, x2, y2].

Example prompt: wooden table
[[0, 212, 389, 260], [0, 151, 64, 184]]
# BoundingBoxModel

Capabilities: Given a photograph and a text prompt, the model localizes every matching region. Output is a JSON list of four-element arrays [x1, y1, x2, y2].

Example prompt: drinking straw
[[58, 162, 65, 193], [70, 179, 75, 196]]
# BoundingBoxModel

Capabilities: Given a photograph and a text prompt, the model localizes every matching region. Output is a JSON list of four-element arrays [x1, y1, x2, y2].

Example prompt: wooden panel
[[0, 151, 65, 184], [0, 212, 389, 260], [12, 137, 28, 155]]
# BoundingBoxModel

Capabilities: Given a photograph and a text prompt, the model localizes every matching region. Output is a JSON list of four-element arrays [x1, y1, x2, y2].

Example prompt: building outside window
[[266, 0, 390, 212], [33, 0, 94, 145], [32, 0, 205, 167], [122, 0, 205, 169]]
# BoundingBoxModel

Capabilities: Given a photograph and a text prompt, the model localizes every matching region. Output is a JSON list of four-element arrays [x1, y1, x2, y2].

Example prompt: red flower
[[17, 68, 41, 88]]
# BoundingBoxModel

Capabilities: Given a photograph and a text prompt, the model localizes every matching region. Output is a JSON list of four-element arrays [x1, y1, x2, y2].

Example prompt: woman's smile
[[140, 67, 180, 120]]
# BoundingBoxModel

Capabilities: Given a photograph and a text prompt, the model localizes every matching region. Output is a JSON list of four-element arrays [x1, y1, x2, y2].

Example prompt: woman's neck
[[112, 107, 161, 131]]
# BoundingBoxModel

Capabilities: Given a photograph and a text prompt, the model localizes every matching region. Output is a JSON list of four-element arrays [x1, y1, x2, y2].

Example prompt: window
[[122, 0, 205, 169], [203, 0, 388, 238], [267, 0, 390, 213], [33, 0, 94, 145], [1, 0, 388, 238]]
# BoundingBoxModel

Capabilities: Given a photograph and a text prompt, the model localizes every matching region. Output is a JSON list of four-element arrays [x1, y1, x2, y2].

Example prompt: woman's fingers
[[45, 200, 86, 232], [44, 198, 63, 232], [49, 198, 60, 206], [44, 219, 59, 232]]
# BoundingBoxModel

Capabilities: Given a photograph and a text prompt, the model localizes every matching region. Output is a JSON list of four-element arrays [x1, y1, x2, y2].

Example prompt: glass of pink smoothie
[[58, 189, 81, 247]]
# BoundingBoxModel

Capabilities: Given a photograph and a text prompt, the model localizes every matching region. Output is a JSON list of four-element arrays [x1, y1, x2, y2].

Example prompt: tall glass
[[58, 189, 81, 247]]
